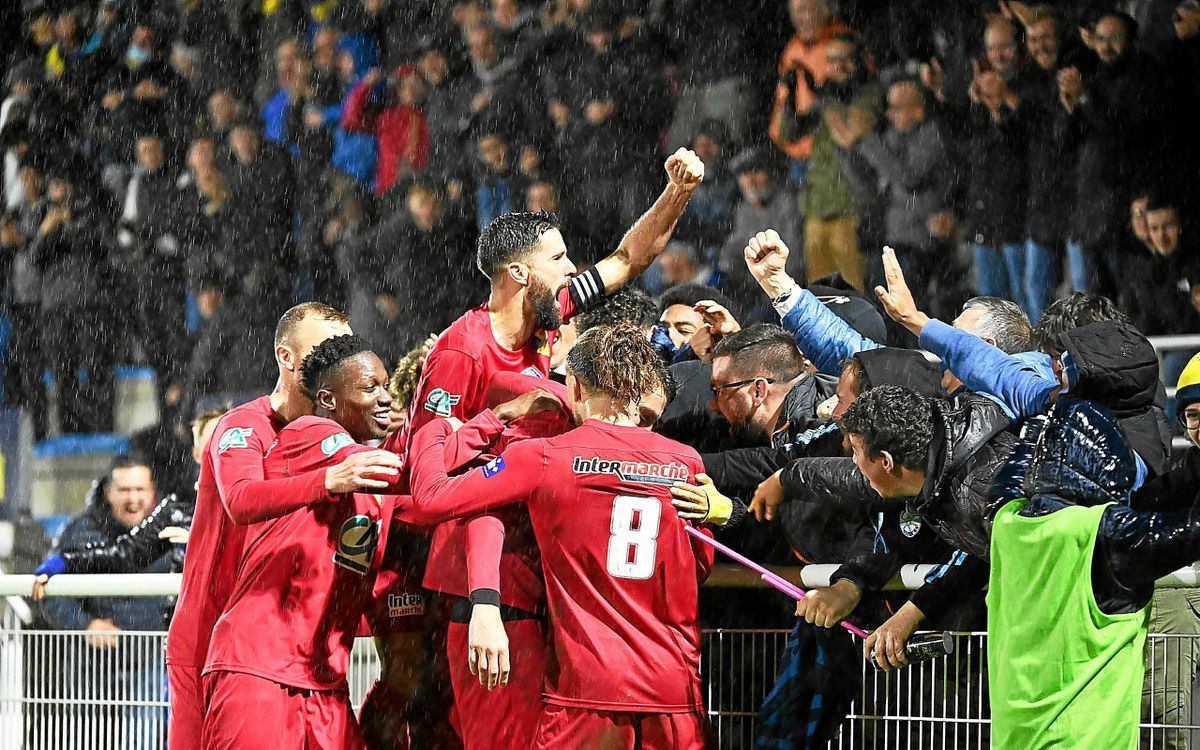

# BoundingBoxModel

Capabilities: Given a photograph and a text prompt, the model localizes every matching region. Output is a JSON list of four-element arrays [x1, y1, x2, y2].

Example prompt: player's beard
[[529, 275, 563, 331]]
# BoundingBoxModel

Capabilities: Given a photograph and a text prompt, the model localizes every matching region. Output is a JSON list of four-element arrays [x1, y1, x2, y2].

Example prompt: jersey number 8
[[607, 495, 662, 580]]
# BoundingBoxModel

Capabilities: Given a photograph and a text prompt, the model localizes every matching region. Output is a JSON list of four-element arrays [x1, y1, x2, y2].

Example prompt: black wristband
[[469, 588, 501, 607]]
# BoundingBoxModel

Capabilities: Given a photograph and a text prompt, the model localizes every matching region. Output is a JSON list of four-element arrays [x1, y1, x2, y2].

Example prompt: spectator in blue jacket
[[41, 454, 173, 750], [875, 247, 1171, 476], [741, 231, 1054, 410]]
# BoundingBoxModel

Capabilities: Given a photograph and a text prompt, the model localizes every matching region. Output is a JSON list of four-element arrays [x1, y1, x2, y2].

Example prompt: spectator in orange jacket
[[769, 0, 851, 174]]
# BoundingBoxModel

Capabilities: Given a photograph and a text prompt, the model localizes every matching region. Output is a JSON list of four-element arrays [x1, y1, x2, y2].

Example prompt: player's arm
[[403, 420, 542, 526], [464, 513, 510, 688], [214, 422, 401, 525], [590, 149, 705, 294]]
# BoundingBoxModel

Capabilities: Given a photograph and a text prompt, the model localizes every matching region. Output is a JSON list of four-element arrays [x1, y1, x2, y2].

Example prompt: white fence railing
[[2, 574, 1200, 748], [1, 615, 1197, 750], [6, 565, 1200, 601]]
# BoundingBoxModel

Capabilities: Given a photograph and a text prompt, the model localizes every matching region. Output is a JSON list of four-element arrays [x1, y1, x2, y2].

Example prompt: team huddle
[[165, 148, 719, 750]]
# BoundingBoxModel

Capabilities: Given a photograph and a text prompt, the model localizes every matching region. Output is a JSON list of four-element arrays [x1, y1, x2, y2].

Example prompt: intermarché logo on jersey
[[572, 456, 689, 485]]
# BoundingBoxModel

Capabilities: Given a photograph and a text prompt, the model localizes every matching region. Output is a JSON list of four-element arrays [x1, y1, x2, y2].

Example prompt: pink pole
[[686, 526, 869, 639]]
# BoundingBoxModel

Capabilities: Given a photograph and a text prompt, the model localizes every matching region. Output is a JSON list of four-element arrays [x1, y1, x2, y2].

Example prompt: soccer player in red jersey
[[167, 303, 403, 750], [202, 334, 561, 749], [405, 324, 716, 750], [405, 148, 705, 750]]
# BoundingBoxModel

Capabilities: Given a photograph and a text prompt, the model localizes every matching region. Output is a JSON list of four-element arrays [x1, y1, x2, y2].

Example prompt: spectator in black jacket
[[925, 17, 1030, 315], [225, 116, 297, 309], [33, 410, 226, 597], [345, 180, 480, 359], [30, 168, 116, 433], [1018, 5, 1079, 323], [40, 455, 173, 750], [117, 132, 188, 398], [1123, 193, 1200, 391], [1057, 11, 1175, 299]]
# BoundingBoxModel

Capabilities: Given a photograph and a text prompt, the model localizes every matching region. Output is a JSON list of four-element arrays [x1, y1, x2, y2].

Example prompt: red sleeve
[[442, 409, 505, 472], [404, 420, 542, 526], [340, 80, 375, 134], [408, 110, 429, 171], [406, 348, 483, 444], [465, 515, 505, 596], [212, 417, 334, 526]]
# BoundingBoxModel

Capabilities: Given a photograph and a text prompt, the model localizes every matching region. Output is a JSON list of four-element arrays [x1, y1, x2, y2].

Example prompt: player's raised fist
[[665, 147, 704, 190]]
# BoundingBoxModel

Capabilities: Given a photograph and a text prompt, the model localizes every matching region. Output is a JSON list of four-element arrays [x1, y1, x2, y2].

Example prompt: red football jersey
[[204, 415, 389, 690], [403, 273, 604, 444], [407, 419, 715, 713], [402, 276, 601, 606], [421, 410, 571, 612], [167, 397, 332, 669]]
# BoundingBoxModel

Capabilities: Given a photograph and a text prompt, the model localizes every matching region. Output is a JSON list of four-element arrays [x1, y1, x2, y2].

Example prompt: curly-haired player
[[201, 335, 547, 749], [405, 323, 717, 750]]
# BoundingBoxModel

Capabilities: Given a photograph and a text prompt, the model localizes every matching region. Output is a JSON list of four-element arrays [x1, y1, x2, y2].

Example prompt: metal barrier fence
[[2, 612, 1198, 749]]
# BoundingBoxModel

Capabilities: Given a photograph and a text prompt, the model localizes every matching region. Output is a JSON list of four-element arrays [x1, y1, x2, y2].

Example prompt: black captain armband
[[569, 267, 606, 313]]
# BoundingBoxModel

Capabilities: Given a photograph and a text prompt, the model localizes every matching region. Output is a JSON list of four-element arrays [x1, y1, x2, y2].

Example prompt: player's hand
[[324, 450, 403, 493], [748, 470, 786, 521], [796, 579, 861, 628], [493, 388, 565, 424], [874, 247, 931, 337], [159, 526, 190, 544], [671, 473, 735, 525], [664, 147, 704, 191], [468, 604, 510, 690], [695, 300, 740, 337], [863, 601, 924, 672], [86, 618, 121, 649], [743, 230, 797, 300]]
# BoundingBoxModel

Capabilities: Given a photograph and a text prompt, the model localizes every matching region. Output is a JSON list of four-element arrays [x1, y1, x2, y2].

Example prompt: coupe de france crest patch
[[423, 388, 461, 417], [218, 427, 252, 454], [332, 515, 379, 575], [321, 432, 355, 456]]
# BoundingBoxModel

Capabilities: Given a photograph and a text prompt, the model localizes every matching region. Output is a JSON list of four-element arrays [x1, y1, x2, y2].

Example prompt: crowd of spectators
[[1, 0, 1198, 440], [4, 1, 1200, 747]]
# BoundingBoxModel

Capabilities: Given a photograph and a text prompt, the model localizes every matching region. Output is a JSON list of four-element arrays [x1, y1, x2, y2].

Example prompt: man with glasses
[[707, 323, 834, 449]]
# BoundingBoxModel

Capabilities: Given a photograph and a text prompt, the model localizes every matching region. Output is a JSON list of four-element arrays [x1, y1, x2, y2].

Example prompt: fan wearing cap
[[342, 64, 429, 196]]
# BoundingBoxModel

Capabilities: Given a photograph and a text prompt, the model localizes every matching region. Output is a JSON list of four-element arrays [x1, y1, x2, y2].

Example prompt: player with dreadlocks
[[201, 335, 556, 749], [405, 323, 719, 750]]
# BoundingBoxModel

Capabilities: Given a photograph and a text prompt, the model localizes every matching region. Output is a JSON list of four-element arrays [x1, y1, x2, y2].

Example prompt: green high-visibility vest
[[987, 499, 1149, 749]]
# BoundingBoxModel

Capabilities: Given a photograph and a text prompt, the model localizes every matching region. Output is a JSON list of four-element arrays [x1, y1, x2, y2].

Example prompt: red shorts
[[447, 617, 546, 750], [532, 705, 707, 750], [201, 670, 364, 750], [363, 529, 429, 637], [167, 664, 203, 750]]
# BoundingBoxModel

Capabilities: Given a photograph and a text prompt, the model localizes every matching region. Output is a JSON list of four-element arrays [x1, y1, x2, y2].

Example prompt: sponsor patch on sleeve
[[217, 427, 253, 454], [423, 388, 462, 417], [482, 456, 506, 478], [321, 432, 356, 456]]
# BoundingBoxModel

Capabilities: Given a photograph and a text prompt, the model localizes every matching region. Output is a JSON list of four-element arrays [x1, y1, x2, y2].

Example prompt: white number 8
[[606, 495, 662, 580]]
